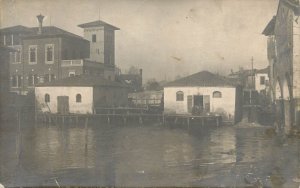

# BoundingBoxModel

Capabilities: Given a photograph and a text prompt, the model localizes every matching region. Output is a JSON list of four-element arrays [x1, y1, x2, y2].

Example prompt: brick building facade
[[0, 15, 119, 94]]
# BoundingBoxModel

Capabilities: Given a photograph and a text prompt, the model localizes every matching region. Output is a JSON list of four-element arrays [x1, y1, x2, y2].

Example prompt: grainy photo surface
[[0, 0, 300, 187]]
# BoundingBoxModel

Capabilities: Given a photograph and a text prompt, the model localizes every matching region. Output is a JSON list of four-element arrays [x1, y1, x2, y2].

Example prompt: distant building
[[118, 69, 143, 92], [0, 15, 120, 94], [163, 71, 243, 123], [255, 67, 270, 95], [35, 75, 128, 114], [263, 0, 300, 132], [128, 90, 163, 107]]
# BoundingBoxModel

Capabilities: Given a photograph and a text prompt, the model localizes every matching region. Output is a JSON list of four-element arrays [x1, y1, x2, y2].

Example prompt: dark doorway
[[57, 96, 69, 114], [194, 95, 203, 107]]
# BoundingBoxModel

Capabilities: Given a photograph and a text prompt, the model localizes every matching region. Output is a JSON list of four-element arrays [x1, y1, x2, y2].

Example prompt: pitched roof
[[256, 67, 269, 74], [22, 26, 87, 40], [36, 75, 128, 88], [0, 25, 32, 34], [262, 16, 276, 36], [164, 71, 238, 87], [78, 20, 120, 30]]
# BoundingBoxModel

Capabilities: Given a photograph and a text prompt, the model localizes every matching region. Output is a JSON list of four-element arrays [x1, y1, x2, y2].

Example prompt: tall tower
[[78, 20, 119, 67]]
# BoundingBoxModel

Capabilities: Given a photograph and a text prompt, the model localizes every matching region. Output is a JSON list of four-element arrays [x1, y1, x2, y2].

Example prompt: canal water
[[0, 120, 300, 187]]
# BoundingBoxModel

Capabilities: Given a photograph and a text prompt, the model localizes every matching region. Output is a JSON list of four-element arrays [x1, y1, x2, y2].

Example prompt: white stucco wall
[[255, 73, 269, 92], [35, 87, 93, 114], [164, 86, 236, 120]]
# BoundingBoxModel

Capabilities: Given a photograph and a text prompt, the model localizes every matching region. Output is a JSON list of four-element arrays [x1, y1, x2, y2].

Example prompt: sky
[[0, 0, 279, 81]]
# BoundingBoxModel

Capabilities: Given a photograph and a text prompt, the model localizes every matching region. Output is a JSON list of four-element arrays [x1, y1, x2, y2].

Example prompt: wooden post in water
[[216, 116, 220, 127], [187, 117, 190, 130], [139, 116, 143, 125], [62, 116, 65, 125], [84, 117, 89, 168], [107, 115, 110, 124], [174, 117, 178, 124]]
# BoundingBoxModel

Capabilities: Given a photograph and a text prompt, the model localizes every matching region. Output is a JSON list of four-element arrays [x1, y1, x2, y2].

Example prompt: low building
[[163, 71, 243, 123], [128, 90, 163, 107], [35, 75, 128, 114], [254, 67, 270, 94]]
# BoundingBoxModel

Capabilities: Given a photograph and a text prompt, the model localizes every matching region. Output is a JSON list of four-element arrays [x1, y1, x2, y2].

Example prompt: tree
[[127, 66, 139, 75], [145, 79, 162, 91]]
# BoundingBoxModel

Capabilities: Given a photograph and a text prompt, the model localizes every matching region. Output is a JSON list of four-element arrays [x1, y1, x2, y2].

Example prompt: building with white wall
[[163, 71, 243, 123], [35, 75, 128, 114]]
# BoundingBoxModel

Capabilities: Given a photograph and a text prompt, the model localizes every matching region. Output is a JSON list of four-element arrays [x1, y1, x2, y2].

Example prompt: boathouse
[[163, 71, 243, 124], [35, 75, 128, 114]]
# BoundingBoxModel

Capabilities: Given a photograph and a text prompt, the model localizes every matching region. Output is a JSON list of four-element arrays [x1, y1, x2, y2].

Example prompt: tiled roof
[[0, 25, 32, 33], [256, 67, 269, 74], [78, 20, 120, 30], [262, 16, 276, 36], [36, 75, 128, 88], [164, 71, 238, 87], [23, 26, 87, 40]]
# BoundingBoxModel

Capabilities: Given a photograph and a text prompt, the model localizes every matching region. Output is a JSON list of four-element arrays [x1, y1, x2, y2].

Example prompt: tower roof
[[78, 20, 120, 30]]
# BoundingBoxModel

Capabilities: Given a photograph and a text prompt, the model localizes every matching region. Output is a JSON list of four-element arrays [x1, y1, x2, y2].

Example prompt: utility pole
[[250, 56, 254, 105]]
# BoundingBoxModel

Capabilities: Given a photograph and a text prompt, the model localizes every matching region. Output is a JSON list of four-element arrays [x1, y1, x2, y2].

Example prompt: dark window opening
[[29, 47, 37, 63], [92, 34, 96, 42], [260, 76, 265, 85], [213, 91, 222, 98], [46, 45, 53, 62], [76, 94, 82, 103], [45, 94, 50, 103], [176, 91, 184, 101]]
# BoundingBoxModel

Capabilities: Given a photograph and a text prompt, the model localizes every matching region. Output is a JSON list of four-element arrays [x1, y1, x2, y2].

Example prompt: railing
[[61, 59, 83, 67]]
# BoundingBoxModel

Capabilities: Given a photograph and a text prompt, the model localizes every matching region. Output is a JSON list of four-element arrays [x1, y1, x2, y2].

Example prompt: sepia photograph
[[0, 0, 300, 187]]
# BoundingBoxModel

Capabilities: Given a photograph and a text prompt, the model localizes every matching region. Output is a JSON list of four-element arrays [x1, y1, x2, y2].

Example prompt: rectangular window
[[44, 74, 55, 82], [15, 49, 21, 63], [260, 76, 265, 85], [5, 34, 12, 46], [28, 74, 38, 86], [92, 34, 96, 42], [12, 75, 22, 88], [45, 44, 54, 63], [29, 46, 37, 64]]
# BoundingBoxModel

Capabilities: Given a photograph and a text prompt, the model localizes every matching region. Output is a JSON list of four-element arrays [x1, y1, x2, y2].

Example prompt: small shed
[[35, 75, 128, 114], [163, 71, 243, 123]]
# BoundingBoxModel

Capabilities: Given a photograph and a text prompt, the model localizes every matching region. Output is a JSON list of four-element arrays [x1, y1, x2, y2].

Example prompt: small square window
[[92, 34, 96, 42]]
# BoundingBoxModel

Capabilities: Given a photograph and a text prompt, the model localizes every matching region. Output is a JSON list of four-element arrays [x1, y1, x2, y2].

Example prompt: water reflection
[[0, 122, 299, 187]]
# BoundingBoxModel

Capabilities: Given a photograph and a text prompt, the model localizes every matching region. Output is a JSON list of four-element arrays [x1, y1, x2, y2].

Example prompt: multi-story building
[[78, 20, 119, 81], [0, 15, 119, 94], [263, 0, 300, 133]]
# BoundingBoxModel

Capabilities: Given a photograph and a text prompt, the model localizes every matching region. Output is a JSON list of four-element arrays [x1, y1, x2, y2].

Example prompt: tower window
[[92, 34, 96, 42]]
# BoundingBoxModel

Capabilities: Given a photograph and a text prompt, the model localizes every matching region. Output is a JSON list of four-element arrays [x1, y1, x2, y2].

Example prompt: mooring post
[[62, 116, 65, 125], [107, 116, 110, 124], [187, 117, 190, 129], [76, 116, 79, 124], [216, 116, 220, 127], [139, 116, 143, 125]]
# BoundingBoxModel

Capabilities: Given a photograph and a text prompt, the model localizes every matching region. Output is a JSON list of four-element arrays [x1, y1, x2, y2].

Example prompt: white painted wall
[[255, 73, 269, 92], [164, 86, 236, 121], [35, 87, 93, 114]]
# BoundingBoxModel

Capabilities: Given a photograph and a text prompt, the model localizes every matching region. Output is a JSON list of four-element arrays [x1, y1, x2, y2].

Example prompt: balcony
[[61, 59, 83, 67]]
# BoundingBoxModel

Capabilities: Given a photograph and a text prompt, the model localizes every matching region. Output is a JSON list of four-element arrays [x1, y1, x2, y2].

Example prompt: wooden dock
[[35, 107, 223, 128]]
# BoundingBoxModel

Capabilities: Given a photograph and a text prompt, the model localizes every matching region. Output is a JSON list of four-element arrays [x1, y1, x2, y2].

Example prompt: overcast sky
[[0, 0, 278, 81]]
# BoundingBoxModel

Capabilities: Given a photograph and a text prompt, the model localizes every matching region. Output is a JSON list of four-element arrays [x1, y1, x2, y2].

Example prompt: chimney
[[36, 14, 44, 35]]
